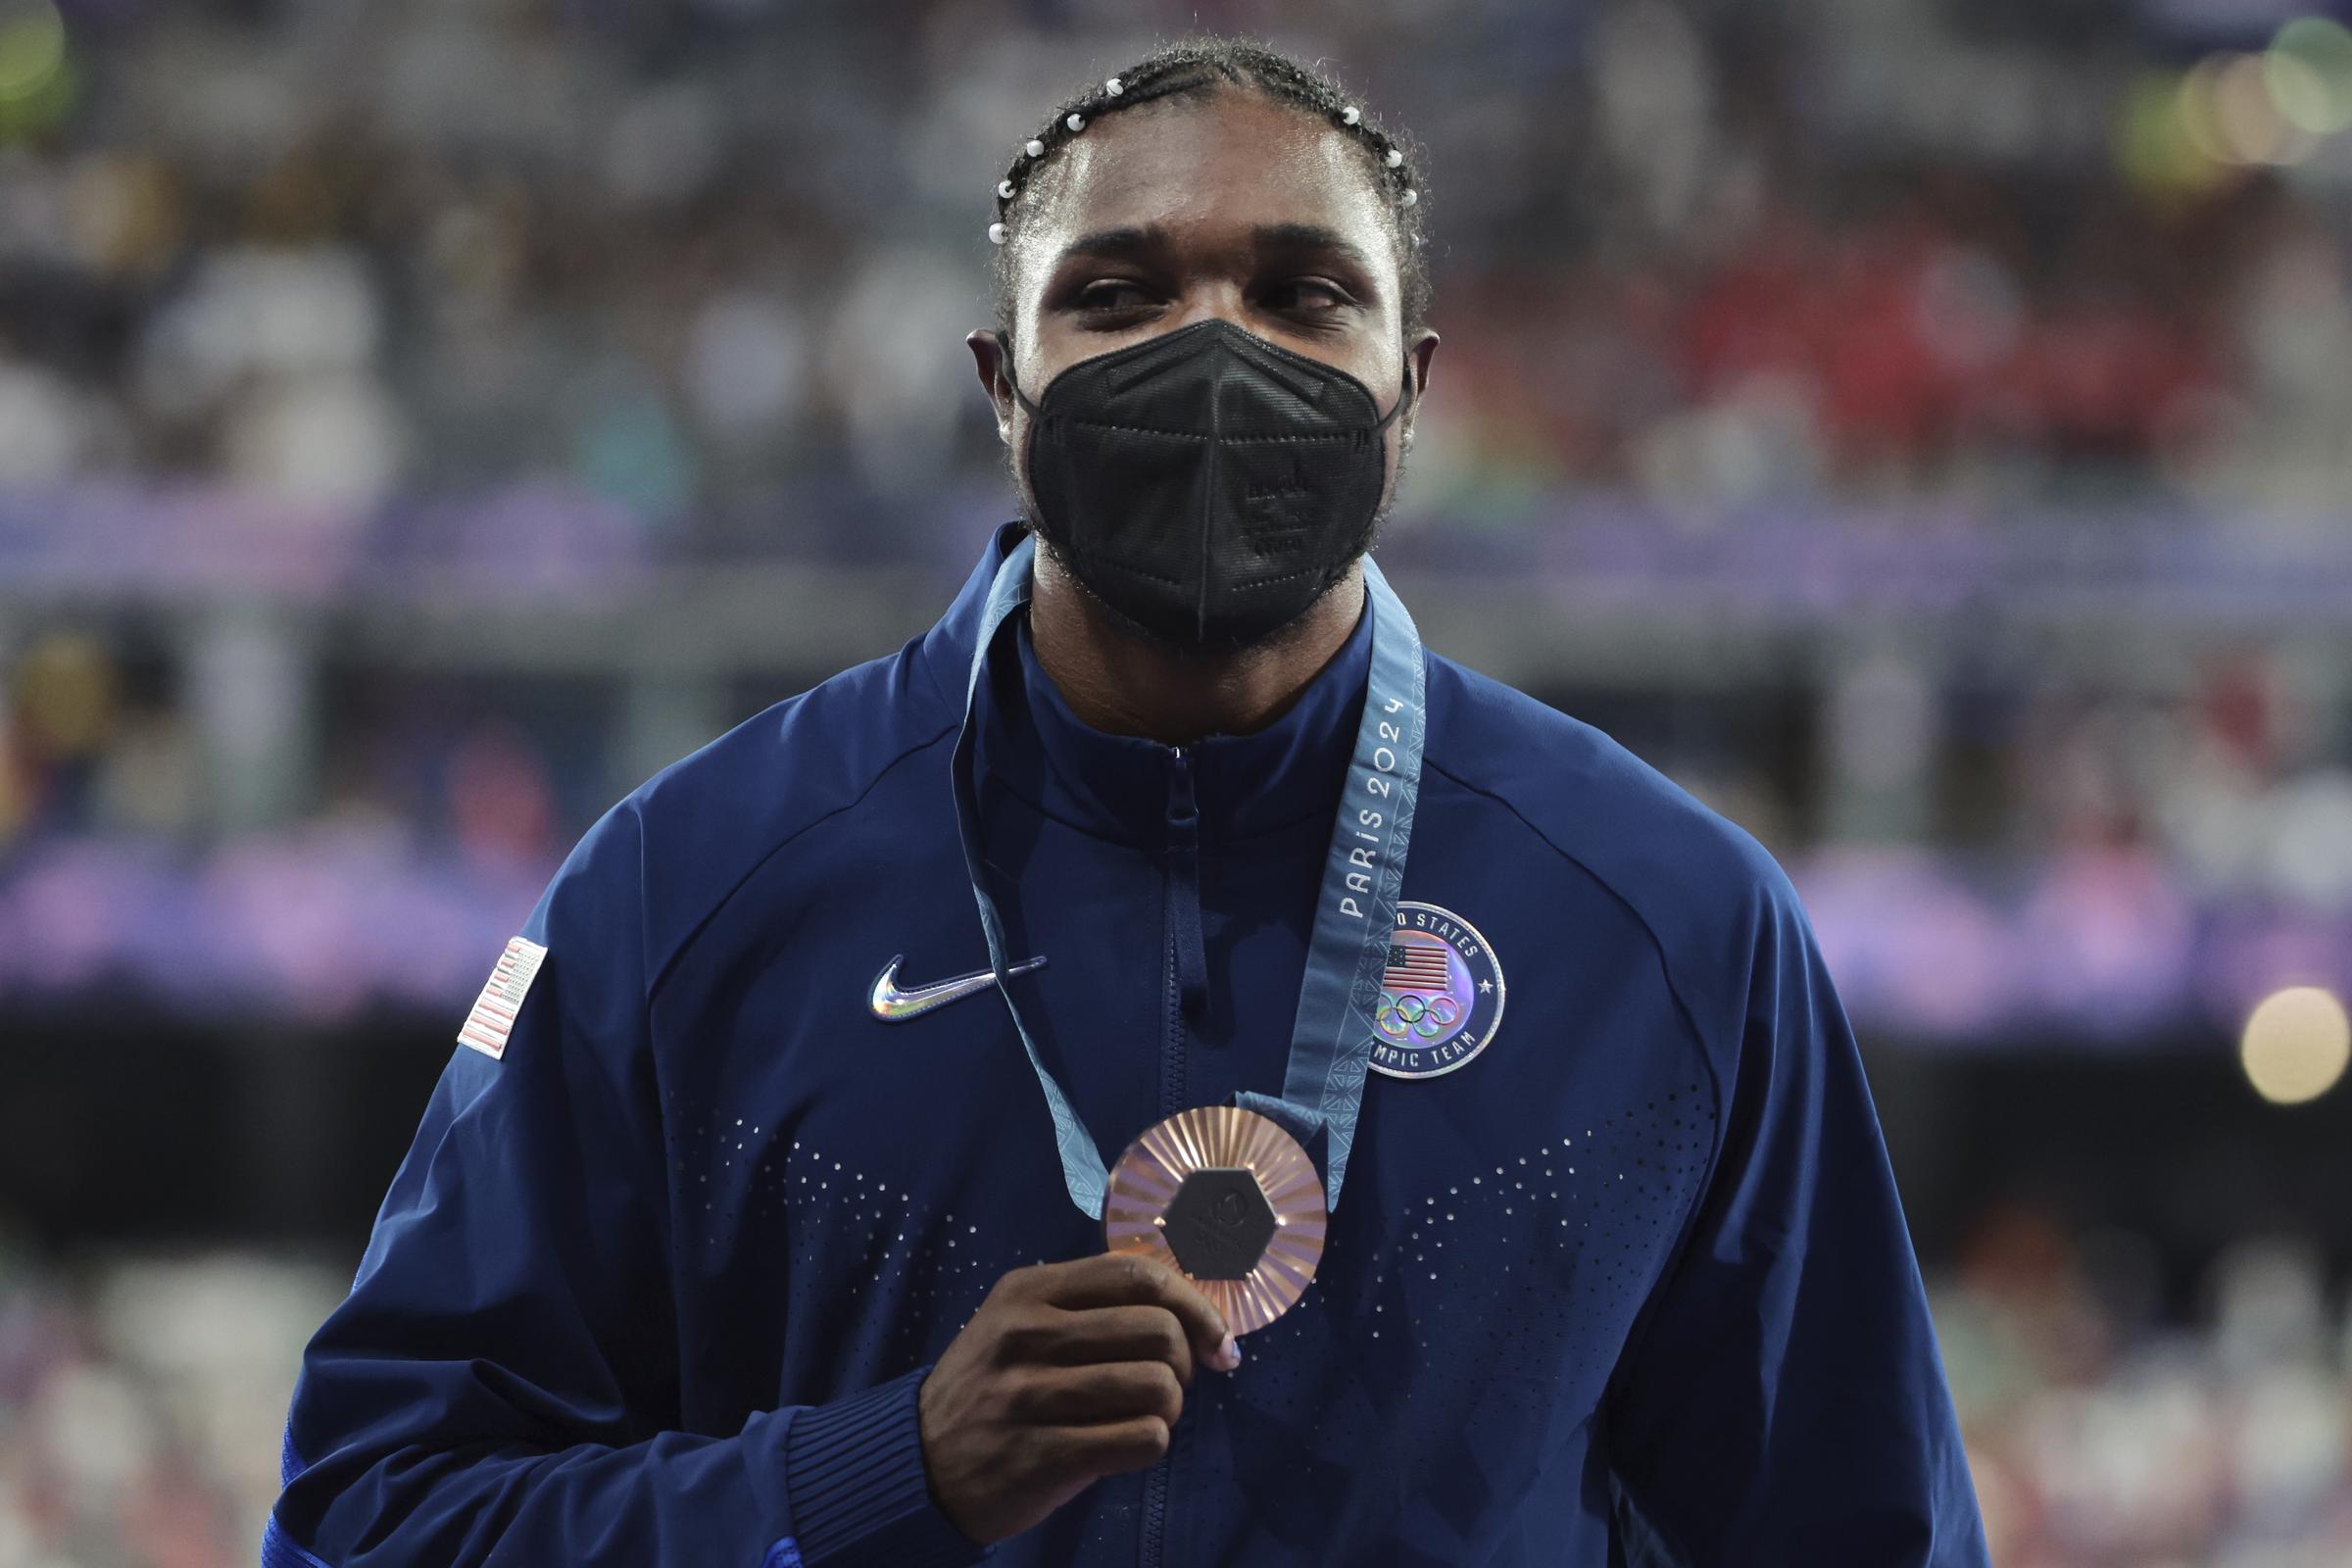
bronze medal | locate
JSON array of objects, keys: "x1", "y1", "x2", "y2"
[{"x1": 1102, "y1": 1104, "x2": 1327, "y2": 1335}]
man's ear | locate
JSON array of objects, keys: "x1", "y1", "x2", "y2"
[
  {"x1": 1407, "y1": 329, "x2": 1439, "y2": 401},
  {"x1": 1401, "y1": 328, "x2": 1440, "y2": 443},
  {"x1": 967, "y1": 329, "x2": 1015, "y2": 444}
]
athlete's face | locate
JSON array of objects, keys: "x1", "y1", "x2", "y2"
[{"x1": 968, "y1": 89, "x2": 1439, "y2": 514}]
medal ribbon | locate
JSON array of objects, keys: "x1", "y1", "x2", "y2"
[{"x1": 951, "y1": 533, "x2": 1426, "y2": 1219}]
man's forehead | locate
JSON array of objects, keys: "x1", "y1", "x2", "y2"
[{"x1": 1027, "y1": 94, "x2": 1389, "y2": 261}]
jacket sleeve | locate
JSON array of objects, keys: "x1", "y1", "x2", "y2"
[
  {"x1": 262, "y1": 803, "x2": 988, "y2": 1568},
  {"x1": 1601, "y1": 862, "x2": 1989, "y2": 1568}
]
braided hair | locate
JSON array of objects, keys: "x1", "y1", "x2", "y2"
[{"x1": 988, "y1": 38, "x2": 1431, "y2": 340}]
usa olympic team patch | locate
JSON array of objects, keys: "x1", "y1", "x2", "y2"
[
  {"x1": 1369, "y1": 902, "x2": 1504, "y2": 1080},
  {"x1": 458, "y1": 936, "x2": 547, "y2": 1060}
]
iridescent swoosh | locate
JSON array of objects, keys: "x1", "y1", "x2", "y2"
[{"x1": 868, "y1": 954, "x2": 1048, "y2": 1022}]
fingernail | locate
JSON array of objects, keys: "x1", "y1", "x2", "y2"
[{"x1": 1213, "y1": 1333, "x2": 1242, "y2": 1371}]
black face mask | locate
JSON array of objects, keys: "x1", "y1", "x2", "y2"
[{"x1": 1005, "y1": 318, "x2": 1411, "y2": 650}]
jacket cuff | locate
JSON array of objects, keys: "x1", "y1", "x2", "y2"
[{"x1": 780, "y1": 1365, "x2": 990, "y2": 1568}]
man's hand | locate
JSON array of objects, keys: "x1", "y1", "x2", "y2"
[{"x1": 917, "y1": 1251, "x2": 1242, "y2": 1544}]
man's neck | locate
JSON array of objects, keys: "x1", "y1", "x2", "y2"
[{"x1": 1027, "y1": 548, "x2": 1367, "y2": 746}]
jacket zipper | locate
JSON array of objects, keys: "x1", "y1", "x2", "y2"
[{"x1": 1141, "y1": 744, "x2": 1194, "y2": 1568}]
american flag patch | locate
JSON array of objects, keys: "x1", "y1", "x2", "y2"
[
  {"x1": 1383, "y1": 941, "x2": 1452, "y2": 994},
  {"x1": 458, "y1": 936, "x2": 548, "y2": 1060}
]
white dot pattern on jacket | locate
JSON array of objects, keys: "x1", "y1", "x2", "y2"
[{"x1": 662, "y1": 1081, "x2": 1717, "y2": 1561}]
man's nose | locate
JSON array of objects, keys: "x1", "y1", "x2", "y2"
[{"x1": 1165, "y1": 287, "x2": 1251, "y2": 335}]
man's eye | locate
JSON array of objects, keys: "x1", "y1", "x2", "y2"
[
  {"x1": 1269, "y1": 279, "x2": 1352, "y2": 314},
  {"x1": 1076, "y1": 281, "x2": 1154, "y2": 311}
]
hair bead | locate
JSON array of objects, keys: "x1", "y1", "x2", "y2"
[
  {"x1": 988, "y1": 222, "x2": 1007, "y2": 245},
  {"x1": 1341, "y1": 105, "x2": 1360, "y2": 125},
  {"x1": 1104, "y1": 76, "x2": 1124, "y2": 95},
  {"x1": 997, "y1": 179, "x2": 1016, "y2": 200},
  {"x1": 1024, "y1": 138, "x2": 1045, "y2": 158},
  {"x1": 1384, "y1": 147, "x2": 1403, "y2": 169},
  {"x1": 1065, "y1": 112, "x2": 1085, "y2": 131},
  {"x1": 1400, "y1": 188, "x2": 1418, "y2": 207}
]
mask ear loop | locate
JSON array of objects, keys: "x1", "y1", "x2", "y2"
[
  {"x1": 1384, "y1": 368, "x2": 1412, "y2": 428},
  {"x1": 1366, "y1": 355, "x2": 1415, "y2": 449}
]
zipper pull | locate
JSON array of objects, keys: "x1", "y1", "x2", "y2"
[
  {"x1": 1164, "y1": 745, "x2": 1207, "y2": 1021},
  {"x1": 1167, "y1": 745, "x2": 1197, "y2": 820}
]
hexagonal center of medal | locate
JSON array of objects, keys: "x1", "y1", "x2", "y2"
[{"x1": 1158, "y1": 1166, "x2": 1278, "y2": 1280}]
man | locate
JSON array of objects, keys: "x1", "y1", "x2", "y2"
[{"x1": 266, "y1": 38, "x2": 1987, "y2": 1568}]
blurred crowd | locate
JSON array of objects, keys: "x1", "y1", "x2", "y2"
[
  {"x1": 1943, "y1": 1218, "x2": 2352, "y2": 1566},
  {"x1": 1, "y1": 0, "x2": 2351, "y2": 979},
  {"x1": 0, "y1": 0, "x2": 2349, "y2": 536},
  {"x1": 0, "y1": 1242, "x2": 339, "y2": 1568},
  {"x1": 2, "y1": 1232, "x2": 2350, "y2": 1568},
  {"x1": 12, "y1": 607, "x2": 2352, "y2": 1038}
]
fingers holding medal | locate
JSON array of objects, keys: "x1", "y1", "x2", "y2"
[{"x1": 918, "y1": 1250, "x2": 1241, "y2": 1544}]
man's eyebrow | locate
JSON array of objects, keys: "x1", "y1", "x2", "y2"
[
  {"x1": 1250, "y1": 222, "x2": 1376, "y2": 271},
  {"x1": 1057, "y1": 225, "x2": 1167, "y2": 264},
  {"x1": 1054, "y1": 222, "x2": 1378, "y2": 271}
]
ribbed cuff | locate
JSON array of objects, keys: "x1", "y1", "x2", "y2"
[{"x1": 781, "y1": 1365, "x2": 990, "y2": 1568}]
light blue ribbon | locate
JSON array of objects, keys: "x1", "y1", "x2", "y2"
[{"x1": 951, "y1": 534, "x2": 1426, "y2": 1218}]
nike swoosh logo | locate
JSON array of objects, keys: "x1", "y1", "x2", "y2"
[{"x1": 869, "y1": 954, "x2": 1047, "y2": 1022}]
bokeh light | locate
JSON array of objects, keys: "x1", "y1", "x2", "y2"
[
  {"x1": 14, "y1": 631, "x2": 117, "y2": 759},
  {"x1": 2267, "y1": 17, "x2": 2352, "y2": 135},
  {"x1": 2179, "y1": 52, "x2": 2319, "y2": 170},
  {"x1": 2116, "y1": 71, "x2": 2229, "y2": 194},
  {"x1": 0, "y1": 0, "x2": 63, "y2": 103},
  {"x1": 2240, "y1": 987, "x2": 2352, "y2": 1104},
  {"x1": 2223, "y1": 51, "x2": 2317, "y2": 164},
  {"x1": 2176, "y1": 55, "x2": 2235, "y2": 169}
]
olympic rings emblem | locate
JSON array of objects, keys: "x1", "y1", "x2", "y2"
[{"x1": 1376, "y1": 990, "x2": 1463, "y2": 1042}]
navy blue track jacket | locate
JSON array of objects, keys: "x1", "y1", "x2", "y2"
[{"x1": 266, "y1": 524, "x2": 1988, "y2": 1567}]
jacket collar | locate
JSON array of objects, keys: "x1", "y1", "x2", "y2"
[{"x1": 928, "y1": 524, "x2": 1373, "y2": 847}]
